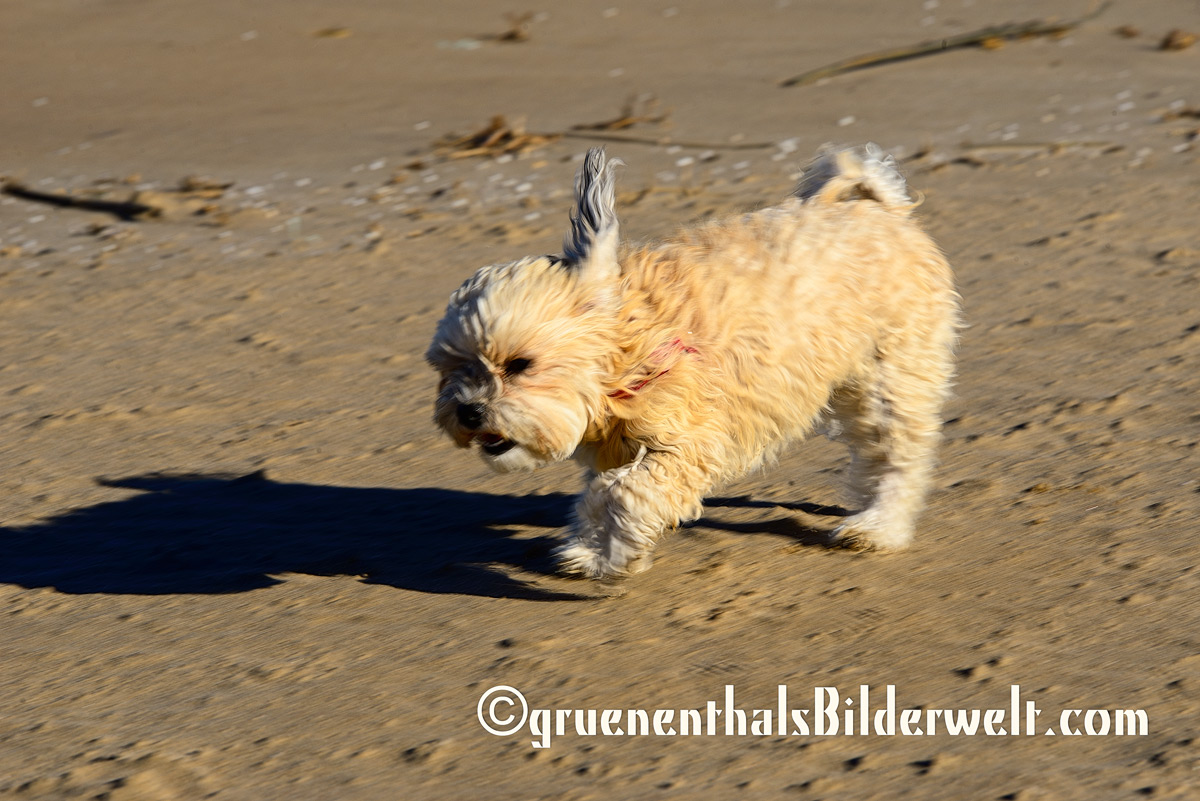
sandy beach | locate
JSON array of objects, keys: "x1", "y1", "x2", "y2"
[{"x1": 3, "y1": 1, "x2": 1199, "y2": 798}]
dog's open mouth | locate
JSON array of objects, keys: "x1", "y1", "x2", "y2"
[{"x1": 475, "y1": 432, "x2": 516, "y2": 456}]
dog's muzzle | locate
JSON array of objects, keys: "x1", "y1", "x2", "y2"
[
  {"x1": 476, "y1": 433, "x2": 516, "y2": 456},
  {"x1": 455, "y1": 402, "x2": 517, "y2": 456},
  {"x1": 456, "y1": 402, "x2": 484, "y2": 430}
]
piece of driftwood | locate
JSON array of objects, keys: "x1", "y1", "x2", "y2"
[
  {"x1": 563, "y1": 96, "x2": 772, "y2": 149},
  {"x1": 434, "y1": 115, "x2": 560, "y2": 159},
  {"x1": 571, "y1": 95, "x2": 670, "y2": 132},
  {"x1": 780, "y1": 1, "x2": 1112, "y2": 88},
  {"x1": 959, "y1": 140, "x2": 1116, "y2": 152},
  {"x1": 561, "y1": 130, "x2": 774, "y2": 150},
  {"x1": 433, "y1": 111, "x2": 775, "y2": 161},
  {"x1": 1, "y1": 181, "x2": 157, "y2": 221}
]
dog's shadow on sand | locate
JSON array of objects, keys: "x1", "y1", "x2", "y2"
[
  {"x1": 697, "y1": 495, "x2": 851, "y2": 548},
  {"x1": 0, "y1": 474, "x2": 849, "y2": 600},
  {"x1": 0, "y1": 472, "x2": 586, "y2": 600}
]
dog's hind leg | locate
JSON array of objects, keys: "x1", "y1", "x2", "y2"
[{"x1": 832, "y1": 325, "x2": 955, "y2": 550}]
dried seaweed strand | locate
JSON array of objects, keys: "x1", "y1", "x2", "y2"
[
  {"x1": 560, "y1": 130, "x2": 774, "y2": 150},
  {"x1": 780, "y1": 0, "x2": 1112, "y2": 88},
  {"x1": 1, "y1": 181, "x2": 156, "y2": 221}
]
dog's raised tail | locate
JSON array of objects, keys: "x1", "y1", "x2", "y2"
[{"x1": 793, "y1": 144, "x2": 913, "y2": 211}]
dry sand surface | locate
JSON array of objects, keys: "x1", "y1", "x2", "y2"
[{"x1": 3, "y1": 1, "x2": 1200, "y2": 799}]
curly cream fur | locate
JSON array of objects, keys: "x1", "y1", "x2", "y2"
[{"x1": 427, "y1": 145, "x2": 959, "y2": 578}]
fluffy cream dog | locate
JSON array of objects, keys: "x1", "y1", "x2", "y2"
[{"x1": 426, "y1": 145, "x2": 958, "y2": 578}]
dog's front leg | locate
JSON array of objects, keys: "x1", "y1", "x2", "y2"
[{"x1": 555, "y1": 447, "x2": 712, "y2": 578}]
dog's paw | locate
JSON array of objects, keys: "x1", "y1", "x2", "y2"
[
  {"x1": 623, "y1": 551, "x2": 653, "y2": 575},
  {"x1": 832, "y1": 514, "x2": 913, "y2": 552},
  {"x1": 553, "y1": 540, "x2": 650, "y2": 579},
  {"x1": 553, "y1": 541, "x2": 616, "y2": 579}
]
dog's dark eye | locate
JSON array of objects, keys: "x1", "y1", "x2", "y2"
[{"x1": 504, "y1": 357, "x2": 533, "y2": 376}]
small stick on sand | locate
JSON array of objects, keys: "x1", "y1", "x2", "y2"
[
  {"x1": 560, "y1": 130, "x2": 774, "y2": 150},
  {"x1": 780, "y1": 0, "x2": 1112, "y2": 88},
  {"x1": 960, "y1": 140, "x2": 1116, "y2": 153},
  {"x1": 1, "y1": 180, "x2": 157, "y2": 221}
]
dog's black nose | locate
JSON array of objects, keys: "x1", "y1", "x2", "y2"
[{"x1": 457, "y1": 403, "x2": 484, "y2": 430}]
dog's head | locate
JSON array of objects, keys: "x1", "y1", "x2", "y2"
[{"x1": 426, "y1": 148, "x2": 623, "y2": 471}]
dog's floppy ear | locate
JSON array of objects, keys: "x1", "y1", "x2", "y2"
[{"x1": 563, "y1": 147, "x2": 622, "y2": 280}]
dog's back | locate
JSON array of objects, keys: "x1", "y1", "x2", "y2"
[{"x1": 621, "y1": 145, "x2": 948, "y2": 350}]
